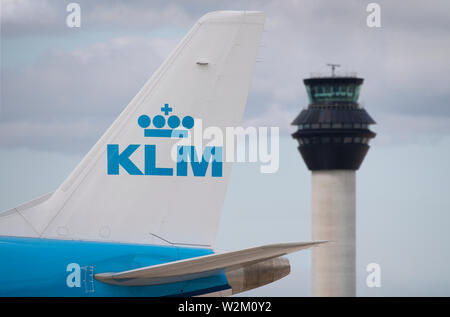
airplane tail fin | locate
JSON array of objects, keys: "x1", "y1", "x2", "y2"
[{"x1": 0, "y1": 11, "x2": 265, "y2": 247}]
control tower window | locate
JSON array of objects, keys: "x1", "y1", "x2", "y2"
[
  {"x1": 306, "y1": 83, "x2": 362, "y2": 103},
  {"x1": 305, "y1": 86, "x2": 313, "y2": 103},
  {"x1": 343, "y1": 137, "x2": 352, "y2": 144}
]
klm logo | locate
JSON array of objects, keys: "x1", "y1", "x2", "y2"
[{"x1": 107, "y1": 104, "x2": 223, "y2": 177}]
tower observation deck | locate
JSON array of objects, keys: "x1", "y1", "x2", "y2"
[
  {"x1": 291, "y1": 69, "x2": 376, "y2": 296},
  {"x1": 292, "y1": 75, "x2": 376, "y2": 170}
]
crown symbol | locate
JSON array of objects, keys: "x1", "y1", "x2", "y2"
[{"x1": 137, "y1": 104, "x2": 194, "y2": 138}]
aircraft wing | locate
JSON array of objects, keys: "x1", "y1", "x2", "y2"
[{"x1": 95, "y1": 241, "x2": 325, "y2": 286}]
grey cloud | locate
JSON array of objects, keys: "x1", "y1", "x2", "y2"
[
  {"x1": 1, "y1": 0, "x2": 66, "y2": 37},
  {"x1": 87, "y1": 2, "x2": 193, "y2": 28},
  {"x1": 240, "y1": 0, "x2": 450, "y2": 146},
  {"x1": 1, "y1": 0, "x2": 450, "y2": 152},
  {"x1": 0, "y1": 118, "x2": 107, "y2": 153},
  {"x1": 1, "y1": 34, "x2": 180, "y2": 151},
  {"x1": 1, "y1": 0, "x2": 197, "y2": 37},
  {"x1": 1, "y1": 36, "x2": 179, "y2": 120},
  {"x1": 372, "y1": 113, "x2": 450, "y2": 146}
]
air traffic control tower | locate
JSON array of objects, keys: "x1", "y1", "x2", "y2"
[{"x1": 291, "y1": 65, "x2": 376, "y2": 296}]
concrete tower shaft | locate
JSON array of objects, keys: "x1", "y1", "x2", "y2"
[
  {"x1": 292, "y1": 74, "x2": 375, "y2": 297},
  {"x1": 311, "y1": 170, "x2": 355, "y2": 296}
]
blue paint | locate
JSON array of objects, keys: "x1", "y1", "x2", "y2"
[
  {"x1": 0, "y1": 236, "x2": 229, "y2": 297},
  {"x1": 177, "y1": 146, "x2": 223, "y2": 177},
  {"x1": 138, "y1": 104, "x2": 189, "y2": 136},
  {"x1": 144, "y1": 129, "x2": 187, "y2": 138},
  {"x1": 107, "y1": 107, "x2": 222, "y2": 177},
  {"x1": 153, "y1": 115, "x2": 166, "y2": 128},
  {"x1": 107, "y1": 144, "x2": 143, "y2": 175},
  {"x1": 160, "y1": 104, "x2": 173, "y2": 116},
  {"x1": 144, "y1": 145, "x2": 173, "y2": 176},
  {"x1": 182, "y1": 116, "x2": 194, "y2": 129},
  {"x1": 167, "y1": 116, "x2": 180, "y2": 129},
  {"x1": 137, "y1": 115, "x2": 151, "y2": 128},
  {"x1": 107, "y1": 144, "x2": 223, "y2": 177}
]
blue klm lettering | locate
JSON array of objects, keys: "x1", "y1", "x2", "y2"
[{"x1": 107, "y1": 144, "x2": 222, "y2": 177}]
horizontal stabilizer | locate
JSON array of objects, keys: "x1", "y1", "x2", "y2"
[{"x1": 95, "y1": 241, "x2": 326, "y2": 286}]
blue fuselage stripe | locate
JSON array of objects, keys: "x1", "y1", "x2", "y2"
[{"x1": 0, "y1": 236, "x2": 229, "y2": 297}]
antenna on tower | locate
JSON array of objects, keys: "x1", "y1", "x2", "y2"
[{"x1": 326, "y1": 63, "x2": 341, "y2": 77}]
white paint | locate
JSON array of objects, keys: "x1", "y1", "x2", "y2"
[
  {"x1": 66, "y1": 263, "x2": 81, "y2": 288},
  {"x1": 311, "y1": 170, "x2": 356, "y2": 296},
  {"x1": 57, "y1": 226, "x2": 68, "y2": 236},
  {"x1": 366, "y1": 262, "x2": 381, "y2": 288}
]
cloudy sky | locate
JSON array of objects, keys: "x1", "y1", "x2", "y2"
[{"x1": 1, "y1": 0, "x2": 450, "y2": 296}]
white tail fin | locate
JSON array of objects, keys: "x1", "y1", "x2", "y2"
[{"x1": 0, "y1": 11, "x2": 265, "y2": 247}]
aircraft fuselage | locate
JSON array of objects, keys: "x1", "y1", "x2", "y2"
[{"x1": 0, "y1": 236, "x2": 229, "y2": 297}]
